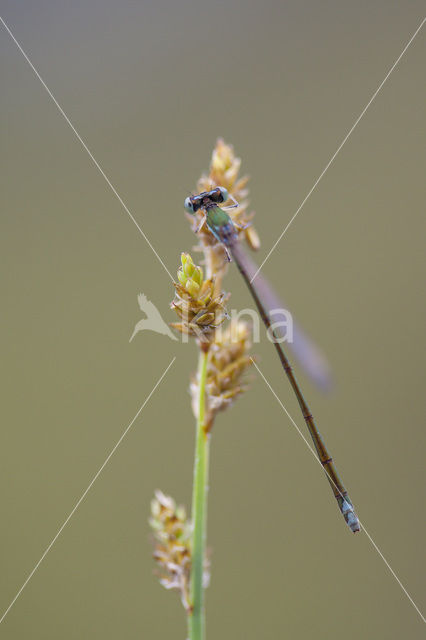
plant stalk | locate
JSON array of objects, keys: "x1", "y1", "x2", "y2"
[{"x1": 188, "y1": 347, "x2": 210, "y2": 640}]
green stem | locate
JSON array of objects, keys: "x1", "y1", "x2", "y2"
[{"x1": 188, "y1": 347, "x2": 210, "y2": 640}]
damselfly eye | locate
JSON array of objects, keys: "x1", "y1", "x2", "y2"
[
  {"x1": 218, "y1": 186, "x2": 229, "y2": 203},
  {"x1": 184, "y1": 197, "x2": 195, "y2": 213}
]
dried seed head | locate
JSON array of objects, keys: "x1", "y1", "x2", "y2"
[
  {"x1": 191, "y1": 321, "x2": 254, "y2": 428},
  {"x1": 150, "y1": 490, "x2": 210, "y2": 611},
  {"x1": 188, "y1": 139, "x2": 260, "y2": 294},
  {"x1": 149, "y1": 490, "x2": 192, "y2": 611},
  {"x1": 170, "y1": 253, "x2": 229, "y2": 345},
  {"x1": 198, "y1": 139, "x2": 257, "y2": 243}
]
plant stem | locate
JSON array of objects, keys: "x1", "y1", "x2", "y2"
[{"x1": 188, "y1": 347, "x2": 210, "y2": 640}]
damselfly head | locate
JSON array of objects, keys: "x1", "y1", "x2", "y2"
[{"x1": 184, "y1": 187, "x2": 229, "y2": 215}]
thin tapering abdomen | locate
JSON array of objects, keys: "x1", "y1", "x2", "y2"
[{"x1": 230, "y1": 242, "x2": 360, "y2": 533}]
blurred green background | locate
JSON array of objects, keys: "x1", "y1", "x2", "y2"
[{"x1": 1, "y1": 1, "x2": 425, "y2": 638}]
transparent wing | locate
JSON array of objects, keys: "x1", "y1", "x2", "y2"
[{"x1": 232, "y1": 243, "x2": 332, "y2": 391}]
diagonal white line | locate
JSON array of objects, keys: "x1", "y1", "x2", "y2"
[
  {"x1": 0, "y1": 357, "x2": 176, "y2": 625},
  {"x1": 251, "y1": 17, "x2": 426, "y2": 283},
  {"x1": 0, "y1": 15, "x2": 174, "y2": 282},
  {"x1": 359, "y1": 522, "x2": 426, "y2": 624},
  {"x1": 251, "y1": 357, "x2": 426, "y2": 624}
]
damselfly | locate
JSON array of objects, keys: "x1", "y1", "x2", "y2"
[{"x1": 184, "y1": 187, "x2": 360, "y2": 533}]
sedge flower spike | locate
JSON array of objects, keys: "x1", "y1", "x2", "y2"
[
  {"x1": 170, "y1": 252, "x2": 228, "y2": 344},
  {"x1": 190, "y1": 321, "x2": 254, "y2": 430},
  {"x1": 150, "y1": 490, "x2": 210, "y2": 612},
  {"x1": 188, "y1": 138, "x2": 260, "y2": 295}
]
